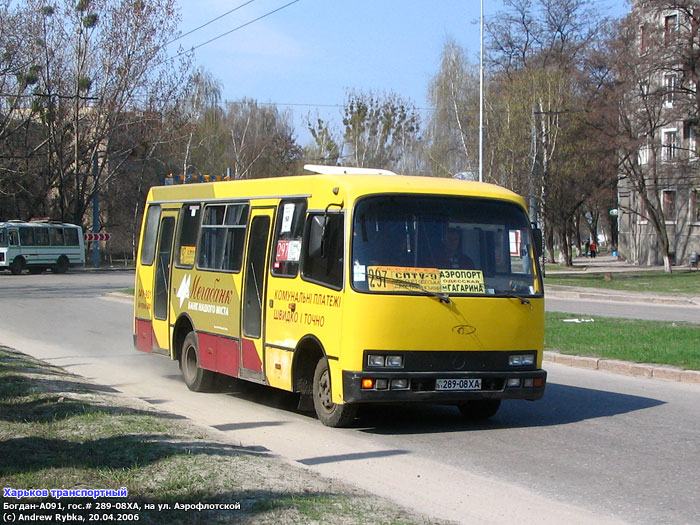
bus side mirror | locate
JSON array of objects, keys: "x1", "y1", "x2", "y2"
[
  {"x1": 309, "y1": 216, "x2": 327, "y2": 258},
  {"x1": 532, "y1": 227, "x2": 543, "y2": 258}
]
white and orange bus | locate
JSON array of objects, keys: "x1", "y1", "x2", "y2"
[{"x1": 133, "y1": 166, "x2": 546, "y2": 427}]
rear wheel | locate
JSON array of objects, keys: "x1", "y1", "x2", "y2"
[
  {"x1": 312, "y1": 358, "x2": 357, "y2": 427},
  {"x1": 10, "y1": 257, "x2": 25, "y2": 275},
  {"x1": 54, "y1": 255, "x2": 69, "y2": 274},
  {"x1": 179, "y1": 332, "x2": 215, "y2": 392},
  {"x1": 457, "y1": 399, "x2": 501, "y2": 420}
]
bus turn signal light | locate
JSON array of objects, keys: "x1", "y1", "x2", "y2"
[{"x1": 361, "y1": 379, "x2": 374, "y2": 389}]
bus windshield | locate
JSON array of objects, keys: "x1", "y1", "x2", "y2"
[{"x1": 351, "y1": 195, "x2": 540, "y2": 297}]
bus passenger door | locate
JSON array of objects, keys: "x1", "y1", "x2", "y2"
[
  {"x1": 240, "y1": 208, "x2": 274, "y2": 382},
  {"x1": 151, "y1": 210, "x2": 177, "y2": 354}
]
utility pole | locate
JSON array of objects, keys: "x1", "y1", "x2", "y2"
[{"x1": 92, "y1": 151, "x2": 100, "y2": 268}]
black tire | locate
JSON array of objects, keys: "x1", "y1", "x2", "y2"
[
  {"x1": 54, "y1": 255, "x2": 69, "y2": 274},
  {"x1": 179, "y1": 332, "x2": 215, "y2": 392},
  {"x1": 312, "y1": 358, "x2": 357, "y2": 427},
  {"x1": 457, "y1": 399, "x2": 501, "y2": 420},
  {"x1": 10, "y1": 257, "x2": 25, "y2": 275}
]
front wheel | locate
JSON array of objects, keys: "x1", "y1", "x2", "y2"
[
  {"x1": 457, "y1": 399, "x2": 501, "y2": 420},
  {"x1": 312, "y1": 358, "x2": 357, "y2": 427},
  {"x1": 179, "y1": 332, "x2": 214, "y2": 392},
  {"x1": 10, "y1": 257, "x2": 25, "y2": 275}
]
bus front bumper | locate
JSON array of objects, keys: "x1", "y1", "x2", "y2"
[{"x1": 342, "y1": 369, "x2": 546, "y2": 404}]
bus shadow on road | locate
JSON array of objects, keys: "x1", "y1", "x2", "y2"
[{"x1": 357, "y1": 382, "x2": 665, "y2": 434}]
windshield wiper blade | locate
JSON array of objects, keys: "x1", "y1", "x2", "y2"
[
  {"x1": 382, "y1": 276, "x2": 451, "y2": 304},
  {"x1": 494, "y1": 290, "x2": 531, "y2": 306}
]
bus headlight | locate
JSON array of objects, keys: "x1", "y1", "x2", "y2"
[
  {"x1": 367, "y1": 354, "x2": 403, "y2": 368},
  {"x1": 509, "y1": 354, "x2": 535, "y2": 366},
  {"x1": 385, "y1": 355, "x2": 403, "y2": 367},
  {"x1": 367, "y1": 355, "x2": 385, "y2": 367}
]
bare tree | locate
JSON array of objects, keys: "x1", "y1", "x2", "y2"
[
  {"x1": 486, "y1": 0, "x2": 608, "y2": 265},
  {"x1": 0, "y1": 0, "x2": 189, "y2": 229},
  {"x1": 222, "y1": 99, "x2": 302, "y2": 179},
  {"x1": 304, "y1": 113, "x2": 341, "y2": 167},
  {"x1": 426, "y1": 38, "x2": 479, "y2": 178},
  {"x1": 342, "y1": 89, "x2": 421, "y2": 171}
]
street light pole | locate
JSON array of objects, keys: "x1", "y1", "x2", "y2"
[{"x1": 479, "y1": 0, "x2": 484, "y2": 183}]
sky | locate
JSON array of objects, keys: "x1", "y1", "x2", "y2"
[{"x1": 173, "y1": 0, "x2": 631, "y2": 146}]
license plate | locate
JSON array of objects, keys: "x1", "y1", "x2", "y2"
[{"x1": 435, "y1": 378, "x2": 482, "y2": 391}]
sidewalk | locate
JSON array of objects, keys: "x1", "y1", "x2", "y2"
[
  {"x1": 545, "y1": 254, "x2": 700, "y2": 307},
  {"x1": 546, "y1": 253, "x2": 665, "y2": 275}
]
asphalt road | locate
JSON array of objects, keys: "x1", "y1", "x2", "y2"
[
  {"x1": 1, "y1": 271, "x2": 699, "y2": 524},
  {"x1": 545, "y1": 296, "x2": 700, "y2": 323}
]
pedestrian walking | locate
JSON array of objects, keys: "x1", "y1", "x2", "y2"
[
  {"x1": 584, "y1": 240, "x2": 590, "y2": 257},
  {"x1": 589, "y1": 239, "x2": 597, "y2": 258}
]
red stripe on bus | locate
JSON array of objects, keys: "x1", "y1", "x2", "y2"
[
  {"x1": 135, "y1": 319, "x2": 153, "y2": 353},
  {"x1": 241, "y1": 338, "x2": 263, "y2": 372},
  {"x1": 196, "y1": 332, "x2": 241, "y2": 377},
  {"x1": 217, "y1": 337, "x2": 240, "y2": 377}
]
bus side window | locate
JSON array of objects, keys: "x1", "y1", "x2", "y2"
[
  {"x1": 175, "y1": 204, "x2": 201, "y2": 268},
  {"x1": 50, "y1": 227, "x2": 64, "y2": 246},
  {"x1": 9, "y1": 230, "x2": 19, "y2": 246},
  {"x1": 140, "y1": 205, "x2": 162, "y2": 266},
  {"x1": 272, "y1": 198, "x2": 307, "y2": 277},
  {"x1": 64, "y1": 228, "x2": 79, "y2": 246},
  {"x1": 197, "y1": 203, "x2": 248, "y2": 272},
  {"x1": 35, "y1": 228, "x2": 50, "y2": 246},
  {"x1": 19, "y1": 227, "x2": 35, "y2": 246},
  {"x1": 302, "y1": 213, "x2": 344, "y2": 290},
  {"x1": 221, "y1": 204, "x2": 248, "y2": 272}
]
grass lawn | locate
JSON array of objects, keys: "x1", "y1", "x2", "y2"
[
  {"x1": 544, "y1": 270, "x2": 700, "y2": 295},
  {"x1": 0, "y1": 347, "x2": 438, "y2": 525},
  {"x1": 546, "y1": 312, "x2": 700, "y2": 370}
]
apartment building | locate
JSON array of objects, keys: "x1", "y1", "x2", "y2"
[{"x1": 617, "y1": 0, "x2": 700, "y2": 265}]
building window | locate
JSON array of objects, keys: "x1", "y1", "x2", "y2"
[
  {"x1": 665, "y1": 14, "x2": 679, "y2": 44},
  {"x1": 640, "y1": 78, "x2": 650, "y2": 96},
  {"x1": 640, "y1": 24, "x2": 647, "y2": 53},
  {"x1": 662, "y1": 189, "x2": 676, "y2": 221},
  {"x1": 664, "y1": 73, "x2": 678, "y2": 107},
  {"x1": 663, "y1": 129, "x2": 679, "y2": 160},
  {"x1": 638, "y1": 143, "x2": 650, "y2": 165},
  {"x1": 684, "y1": 120, "x2": 698, "y2": 160},
  {"x1": 692, "y1": 189, "x2": 700, "y2": 222}
]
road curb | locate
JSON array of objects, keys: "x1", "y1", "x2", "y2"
[{"x1": 543, "y1": 351, "x2": 700, "y2": 385}]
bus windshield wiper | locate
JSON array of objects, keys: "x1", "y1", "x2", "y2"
[
  {"x1": 381, "y1": 276, "x2": 451, "y2": 304},
  {"x1": 494, "y1": 290, "x2": 531, "y2": 306}
]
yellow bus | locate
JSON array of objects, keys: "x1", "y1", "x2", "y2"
[{"x1": 133, "y1": 167, "x2": 546, "y2": 427}]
